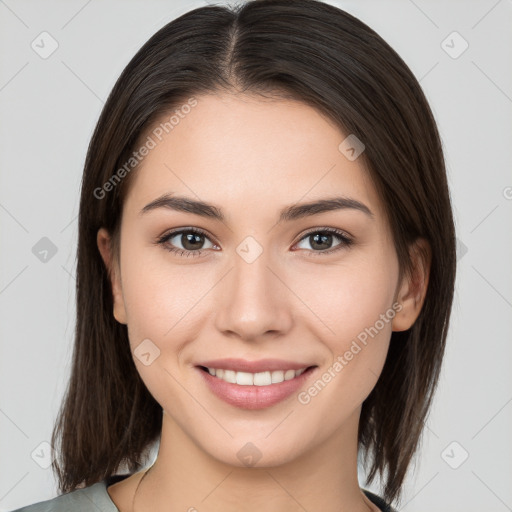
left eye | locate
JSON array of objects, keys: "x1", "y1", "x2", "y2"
[{"x1": 294, "y1": 228, "x2": 353, "y2": 254}]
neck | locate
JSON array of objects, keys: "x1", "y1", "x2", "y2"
[{"x1": 132, "y1": 408, "x2": 378, "y2": 512}]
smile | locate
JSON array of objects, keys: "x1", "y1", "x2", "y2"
[{"x1": 196, "y1": 364, "x2": 318, "y2": 410}]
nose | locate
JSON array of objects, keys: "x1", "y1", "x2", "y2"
[{"x1": 214, "y1": 247, "x2": 293, "y2": 342}]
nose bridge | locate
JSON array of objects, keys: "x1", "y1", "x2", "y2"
[{"x1": 214, "y1": 239, "x2": 292, "y2": 340}]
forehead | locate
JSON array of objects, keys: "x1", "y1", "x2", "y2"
[{"x1": 124, "y1": 93, "x2": 384, "y2": 222}]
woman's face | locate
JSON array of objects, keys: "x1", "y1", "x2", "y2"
[{"x1": 99, "y1": 92, "x2": 411, "y2": 468}]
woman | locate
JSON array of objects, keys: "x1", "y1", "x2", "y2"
[{"x1": 11, "y1": 0, "x2": 456, "y2": 510}]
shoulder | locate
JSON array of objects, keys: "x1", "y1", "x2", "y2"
[
  {"x1": 8, "y1": 481, "x2": 119, "y2": 512},
  {"x1": 362, "y1": 489, "x2": 397, "y2": 512}
]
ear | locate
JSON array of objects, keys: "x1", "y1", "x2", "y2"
[
  {"x1": 97, "y1": 228, "x2": 127, "y2": 325},
  {"x1": 392, "y1": 237, "x2": 431, "y2": 332}
]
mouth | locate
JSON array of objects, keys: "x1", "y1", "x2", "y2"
[{"x1": 195, "y1": 361, "x2": 318, "y2": 410}]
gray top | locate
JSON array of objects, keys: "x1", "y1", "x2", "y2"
[
  {"x1": 9, "y1": 480, "x2": 118, "y2": 512},
  {"x1": 9, "y1": 475, "x2": 396, "y2": 512}
]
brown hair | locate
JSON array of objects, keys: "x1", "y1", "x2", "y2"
[{"x1": 51, "y1": 0, "x2": 456, "y2": 505}]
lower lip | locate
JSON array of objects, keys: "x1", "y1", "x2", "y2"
[{"x1": 196, "y1": 366, "x2": 317, "y2": 410}]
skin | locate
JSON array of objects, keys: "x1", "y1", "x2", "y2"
[{"x1": 97, "y1": 92, "x2": 430, "y2": 512}]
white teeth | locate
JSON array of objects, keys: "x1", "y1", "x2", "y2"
[
  {"x1": 271, "y1": 370, "x2": 284, "y2": 383},
  {"x1": 284, "y1": 369, "x2": 296, "y2": 380},
  {"x1": 253, "y1": 371, "x2": 271, "y2": 386},
  {"x1": 236, "y1": 371, "x2": 254, "y2": 385},
  {"x1": 223, "y1": 369, "x2": 237, "y2": 384},
  {"x1": 205, "y1": 367, "x2": 309, "y2": 386}
]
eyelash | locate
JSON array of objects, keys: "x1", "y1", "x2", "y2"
[{"x1": 155, "y1": 227, "x2": 354, "y2": 258}]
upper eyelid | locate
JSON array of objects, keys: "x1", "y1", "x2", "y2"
[{"x1": 299, "y1": 226, "x2": 352, "y2": 240}]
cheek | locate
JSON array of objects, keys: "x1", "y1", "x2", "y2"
[
  {"x1": 291, "y1": 246, "x2": 399, "y2": 342},
  {"x1": 282, "y1": 256, "x2": 400, "y2": 450},
  {"x1": 119, "y1": 245, "x2": 209, "y2": 412},
  {"x1": 289, "y1": 247, "x2": 399, "y2": 400},
  {"x1": 119, "y1": 237, "x2": 210, "y2": 339}
]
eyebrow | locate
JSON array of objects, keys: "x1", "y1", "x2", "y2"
[{"x1": 140, "y1": 193, "x2": 374, "y2": 222}]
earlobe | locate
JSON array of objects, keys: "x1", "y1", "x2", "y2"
[
  {"x1": 391, "y1": 238, "x2": 431, "y2": 332},
  {"x1": 97, "y1": 228, "x2": 127, "y2": 325}
]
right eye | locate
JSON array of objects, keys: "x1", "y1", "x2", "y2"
[{"x1": 156, "y1": 228, "x2": 219, "y2": 258}]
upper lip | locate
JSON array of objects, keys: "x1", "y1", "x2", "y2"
[{"x1": 197, "y1": 358, "x2": 316, "y2": 373}]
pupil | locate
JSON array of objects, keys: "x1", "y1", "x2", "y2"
[
  {"x1": 183, "y1": 233, "x2": 203, "y2": 250},
  {"x1": 311, "y1": 233, "x2": 331, "y2": 250}
]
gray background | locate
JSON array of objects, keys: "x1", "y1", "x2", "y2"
[{"x1": 1, "y1": 0, "x2": 511, "y2": 511}]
